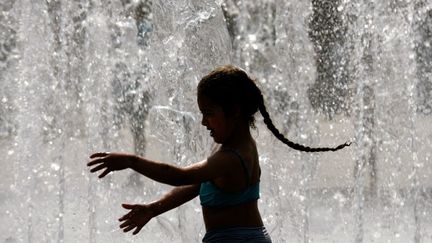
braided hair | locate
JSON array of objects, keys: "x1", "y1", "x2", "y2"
[{"x1": 197, "y1": 65, "x2": 351, "y2": 152}]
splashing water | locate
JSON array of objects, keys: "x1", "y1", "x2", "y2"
[{"x1": 1, "y1": 0, "x2": 432, "y2": 242}]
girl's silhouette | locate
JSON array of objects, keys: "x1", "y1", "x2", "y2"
[{"x1": 87, "y1": 65, "x2": 350, "y2": 242}]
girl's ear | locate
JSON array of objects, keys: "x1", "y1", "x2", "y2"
[{"x1": 232, "y1": 104, "x2": 242, "y2": 118}]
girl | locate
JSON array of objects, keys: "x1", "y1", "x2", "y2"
[{"x1": 87, "y1": 65, "x2": 350, "y2": 242}]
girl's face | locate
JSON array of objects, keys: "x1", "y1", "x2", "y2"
[{"x1": 197, "y1": 95, "x2": 236, "y2": 144}]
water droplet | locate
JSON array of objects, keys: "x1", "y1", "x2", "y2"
[
  {"x1": 51, "y1": 163, "x2": 60, "y2": 171},
  {"x1": 373, "y1": 231, "x2": 381, "y2": 238},
  {"x1": 248, "y1": 34, "x2": 257, "y2": 42}
]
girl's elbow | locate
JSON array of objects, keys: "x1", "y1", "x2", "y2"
[
  {"x1": 169, "y1": 176, "x2": 196, "y2": 186},
  {"x1": 169, "y1": 180, "x2": 186, "y2": 186},
  {"x1": 161, "y1": 166, "x2": 185, "y2": 186}
]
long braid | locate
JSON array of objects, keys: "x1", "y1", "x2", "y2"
[
  {"x1": 198, "y1": 65, "x2": 351, "y2": 152},
  {"x1": 256, "y1": 91, "x2": 351, "y2": 152}
]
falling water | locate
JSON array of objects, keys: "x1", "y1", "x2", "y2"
[{"x1": 1, "y1": 0, "x2": 432, "y2": 242}]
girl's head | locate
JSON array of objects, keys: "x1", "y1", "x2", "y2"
[
  {"x1": 198, "y1": 65, "x2": 351, "y2": 152},
  {"x1": 198, "y1": 65, "x2": 260, "y2": 128}
]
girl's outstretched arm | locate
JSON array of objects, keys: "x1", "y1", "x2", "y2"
[
  {"x1": 87, "y1": 150, "x2": 237, "y2": 186},
  {"x1": 119, "y1": 184, "x2": 200, "y2": 235}
]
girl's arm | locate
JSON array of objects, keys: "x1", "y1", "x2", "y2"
[
  {"x1": 87, "y1": 151, "x2": 238, "y2": 186},
  {"x1": 119, "y1": 184, "x2": 200, "y2": 235},
  {"x1": 149, "y1": 184, "x2": 200, "y2": 216}
]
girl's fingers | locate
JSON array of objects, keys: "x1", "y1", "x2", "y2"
[
  {"x1": 122, "y1": 204, "x2": 135, "y2": 209},
  {"x1": 87, "y1": 158, "x2": 105, "y2": 166},
  {"x1": 119, "y1": 214, "x2": 128, "y2": 222},
  {"x1": 120, "y1": 220, "x2": 131, "y2": 228},
  {"x1": 98, "y1": 168, "x2": 111, "y2": 178},
  {"x1": 119, "y1": 204, "x2": 136, "y2": 221},
  {"x1": 89, "y1": 152, "x2": 109, "y2": 159},
  {"x1": 89, "y1": 163, "x2": 106, "y2": 173},
  {"x1": 119, "y1": 211, "x2": 133, "y2": 221},
  {"x1": 132, "y1": 225, "x2": 143, "y2": 235},
  {"x1": 123, "y1": 225, "x2": 135, "y2": 232}
]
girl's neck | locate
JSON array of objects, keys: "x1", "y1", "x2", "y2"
[{"x1": 221, "y1": 122, "x2": 253, "y2": 149}]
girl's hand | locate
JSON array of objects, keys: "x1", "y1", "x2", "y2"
[
  {"x1": 119, "y1": 204, "x2": 155, "y2": 235},
  {"x1": 87, "y1": 152, "x2": 135, "y2": 178}
]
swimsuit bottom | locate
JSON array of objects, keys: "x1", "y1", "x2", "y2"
[{"x1": 202, "y1": 226, "x2": 272, "y2": 243}]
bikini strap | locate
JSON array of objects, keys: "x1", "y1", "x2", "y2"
[{"x1": 222, "y1": 148, "x2": 252, "y2": 185}]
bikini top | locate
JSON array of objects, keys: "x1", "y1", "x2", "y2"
[{"x1": 199, "y1": 148, "x2": 260, "y2": 208}]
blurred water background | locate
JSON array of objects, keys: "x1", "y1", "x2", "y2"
[{"x1": 1, "y1": 0, "x2": 432, "y2": 242}]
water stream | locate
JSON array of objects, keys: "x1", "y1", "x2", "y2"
[{"x1": 1, "y1": 0, "x2": 432, "y2": 242}]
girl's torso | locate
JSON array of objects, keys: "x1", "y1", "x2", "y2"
[{"x1": 201, "y1": 142, "x2": 264, "y2": 230}]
